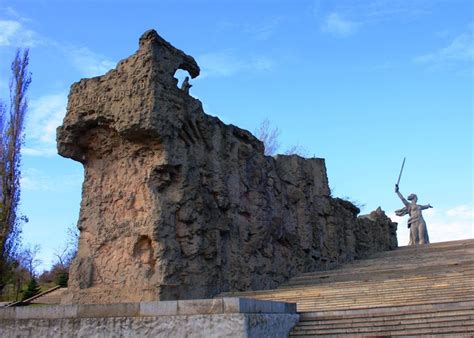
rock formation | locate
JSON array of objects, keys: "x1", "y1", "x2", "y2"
[{"x1": 57, "y1": 30, "x2": 397, "y2": 304}]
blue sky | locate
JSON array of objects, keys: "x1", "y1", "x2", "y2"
[{"x1": 0, "y1": 0, "x2": 472, "y2": 271}]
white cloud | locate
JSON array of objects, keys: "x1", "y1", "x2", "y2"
[
  {"x1": 312, "y1": 0, "x2": 322, "y2": 18},
  {"x1": 415, "y1": 25, "x2": 474, "y2": 69},
  {"x1": 23, "y1": 146, "x2": 57, "y2": 157},
  {"x1": 218, "y1": 17, "x2": 282, "y2": 41},
  {"x1": 0, "y1": 9, "x2": 114, "y2": 77},
  {"x1": 197, "y1": 50, "x2": 275, "y2": 78},
  {"x1": 20, "y1": 168, "x2": 44, "y2": 190},
  {"x1": 66, "y1": 46, "x2": 116, "y2": 78},
  {"x1": 0, "y1": 20, "x2": 20, "y2": 45},
  {"x1": 0, "y1": 19, "x2": 42, "y2": 47},
  {"x1": 0, "y1": 10, "x2": 114, "y2": 157},
  {"x1": 21, "y1": 168, "x2": 82, "y2": 192},
  {"x1": 315, "y1": 1, "x2": 435, "y2": 37},
  {"x1": 446, "y1": 204, "x2": 474, "y2": 219},
  {"x1": 366, "y1": 61, "x2": 396, "y2": 71},
  {"x1": 2, "y1": 6, "x2": 25, "y2": 20},
  {"x1": 361, "y1": 0, "x2": 431, "y2": 22},
  {"x1": 244, "y1": 18, "x2": 282, "y2": 41},
  {"x1": 252, "y1": 56, "x2": 275, "y2": 71},
  {"x1": 321, "y1": 13, "x2": 359, "y2": 37},
  {"x1": 389, "y1": 204, "x2": 473, "y2": 246},
  {"x1": 24, "y1": 93, "x2": 67, "y2": 157}
]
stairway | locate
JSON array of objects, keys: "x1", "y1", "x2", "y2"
[
  {"x1": 292, "y1": 301, "x2": 474, "y2": 337},
  {"x1": 223, "y1": 239, "x2": 474, "y2": 336},
  {"x1": 29, "y1": 287, "x2": 68, "y2": 305}
]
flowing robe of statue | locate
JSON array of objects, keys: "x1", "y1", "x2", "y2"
[{"x1": 395, "y1": 188, "x2": 431, "y2": 245}]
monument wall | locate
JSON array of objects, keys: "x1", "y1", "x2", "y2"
[
  {"x1": 0, "y1": 298, "x2": 299, "y2": 338},
  {"x1": 57, "y1": 30, "x2": 397, "y2": 304}
]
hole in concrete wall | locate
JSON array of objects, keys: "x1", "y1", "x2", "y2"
[
  {"x1": 133, "y1": 235, "x2": 153, "y2": 265},
  {"x1": 174, "y1": 69, "x2": 191, "y2": 89}
]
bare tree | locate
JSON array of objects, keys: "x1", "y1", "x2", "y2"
[
  {"x1": 0, "y1": 49, "x2": 31, "y2": 292},
  {"x1": 17, "y1": 244, "x2": 41, "y2": 279},
  {"x1": 284, "y1": 144, "x2": 309, "y2": 157},
  {"x1": 255, "y1": 118, "x2": 281, "y2": 156},
  {"x1": 255, "y1": 118, "x2": 309, "y2": 157},
  {"x1": 38, "y1": 224, "x2": 78, "y2": 287},
  {"x1": 54, "y1": 224, "x2": 79, "y2": 269}
]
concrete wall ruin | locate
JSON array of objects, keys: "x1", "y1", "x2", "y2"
[
  {"x1": 57, "y1": 30, "x2": 397, "y2": 304},
  {"x1": 0, "y1": 298, "x2": 299, "y2": 338}
]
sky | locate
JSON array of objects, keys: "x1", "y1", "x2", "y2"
[{"x1": 0, "y1": 0, "x2": 472, "y2": 271}]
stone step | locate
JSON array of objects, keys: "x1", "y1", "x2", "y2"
[
  {"x1": 348, "y1": 251, "x2": 474, "y2": 265},
  {"x1": 288, "y1": 264, "x2": 474, "y2": 285},
  {"x1": 297, "y1": 296, "x2": 474, "y2": 312},
  {"x1": 370, "y1": 239, "x2": 470, "y2": 251},
  {"x1": 292, "y1": 262, "x2": 474, "y2": 285},
  {"x1": 296, "y1": 314, "x2": 474, "y2": 331},
  {"x1": 298, "y1": 246, "x2": 474, "y2": 270},
  {"x1": 271, "y1": 293, "x2": 474, "y2": 304},
  {"x1": 358, "y1": 244, "x2": 474, "y2": 260},
  {"x1": 291, "y1": 329, "x2": 474, "y2": 337},
  {"x1": 319, "y1": 246, "x2": 474, "y2": 264},
  {"x1": 251, "y1": 297, "x2": 474, "y2": 314},
  {"x1": 290, "y1": 260, "x2": 474, "y2": 283},
  {"x1": 240, "y1": 284, "x2": 474, "y2": 300},
  {"x1": 231, "y1": 280, "x2": 474, "y2": 299},
  {"x1": 291, "y1": 303, "x2": 474, "y2": 335},
  {"x1": 246, "y1": 287, "x2": 474, "y2": 303},
  {"x1": 265, "y1": 276, "x2": 472, "y2": 289},
  {"x1": 292, "y1": 319, "x2": 474, "y2": 334},
  {"x1": 299, "y1": 300, "x2": 474, "y2": 319},
  {"x1": 294, "y1": 280, "x2": 474, "y2": 292},
  {"x1": 375, "y1": 240, "x2": 474, "y2": 254},
  {"x1": 297, "y1": 309, "x2": 474, "y2": 326},
  {"x1": 278, "y1": 278, "x2": 474, "y2": 293},
  {"x1": 300, "y1": 300, "x2": 474, "y2": 322},
  {"x1": 233, "y1": 293, "x2": 474, "y2": 311},
  {"x1": 30, "y1": 288, "x2": 68, "y2": 305},
  {"x1": 233, "y1": 240, "x2": 474, "y2": 336},
  {"x1": 243, "y1": 285, "x2": 474, "y2": 307},
  {"x1": 230, "y1": 281, "x2": 474, "y2": 300},
  {"x1": 291, "y1": 265, "x2": 474, "y2": 283},
  {"x1": 290, "y1": 322, "x2": 474, "y2": 336}
]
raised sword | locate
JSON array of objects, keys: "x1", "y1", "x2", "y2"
[{"x1": 396, "y1": 157, "x2": 406, "y2": 188}]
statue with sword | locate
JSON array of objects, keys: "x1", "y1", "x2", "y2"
[{"x1": 394, "y1": 158, "x2": 433, "y2": 245}]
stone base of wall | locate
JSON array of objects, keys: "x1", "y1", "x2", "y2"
[{"x1": 0, "y1": 298, "x2": 299, "y2": 338}]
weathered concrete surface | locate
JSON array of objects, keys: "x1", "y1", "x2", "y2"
[
  {"x1": 0, "y1": 298, "x2": 299, "y2": 338},
  {"x1": 357, "y1": 207, "x2": 398, "y2": 254},
  {"x1": 0, "y1": 314, "x2": 299, "y2": 338},
  {"x1": 57, "y1": 29, "x2": 397, "y2": 304}
]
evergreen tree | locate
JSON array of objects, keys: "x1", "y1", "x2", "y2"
[
  {"x1": 22, "y1": 277, "x2": 41, "y2": 300},
  {"x1": 55, "y1": 272, "x2": 68, "y2": 287}
]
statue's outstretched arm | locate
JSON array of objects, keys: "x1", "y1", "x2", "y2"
[
  {"x1": 395, "y1": 186, "x2": 409, "y2": 206},
  {"x1": 419, "y1": 204, "x2": 433, "y2": 210}
]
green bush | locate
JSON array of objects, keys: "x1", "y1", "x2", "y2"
[
  {"x1": 55, "y1": 272, "x2": 68, "y2": 287},
  {"x1": 22, "y1": 278, "x2": 41, "y2": 300}
]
